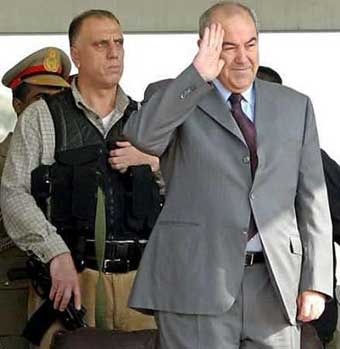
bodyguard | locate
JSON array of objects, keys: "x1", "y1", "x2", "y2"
[
  {"x1": 0, "y1": 47, "x2": 70, "y2": 349},
  {"x1": 1, "y1": 10, "x2": 160, "y2": 349}
]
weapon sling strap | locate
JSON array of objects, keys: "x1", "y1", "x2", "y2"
[{"x1": 94, "y1": 183, "x2": 107, "y2": 329}]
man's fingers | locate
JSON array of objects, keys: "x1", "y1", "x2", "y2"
[
  {"x1": 110, "y1": 162, "x2": 128, "y2": 173},
  {"x1": 59, "y1": 287, "x2": 72, "y2": 312},
  {"x1": 110, "y1": 147, "x2": 131, "y2": 157},
  {"x1": 109, "y1": 157, "x2": 126, "y2": 170},
  {"x1": 217, "y1": 26, "x2": 224, "y2": 49},
  {"x1": 193, "y1": 22, "x2": 224, "y2": 81},
  {"x1": 51, "y1": 285, "x2": 79, "y2": 311},
  {"x1": 201, "y1": 26, "x2": 210, "y2": 48},
  {"x1": 300, "y1": 302, "x2": 310, "y2": 319},
  {"x1": 109, "y1": 144, "x2": 152, "y2": 171},
  {"x1": 116, "y1": 141, "x2": 131, "y2": 148},
  {"x1": 110, "y1": 148, "x2": 122, "y2": 157},
  {"x1": 297, "y1": 295, "x2": 311, "y2": 321},
  {"x1": 218, "y1": 59, "x2": 225, "y2": 73},
  {"x1": 109, "y1": 156, "x2": 120, "y2": 165},
  {"x1": 209, "y1": 23, "x2": 223, "y2": 50},
  {"x1": 208, "y1": 23, "x2": 216, "y2": 47},
  {"x1": 309, "y1": 301, "x2": 325, "y2": 320},
  {"x1": 49, "y1": 283, "x2": 57, "y2": 301},
  {"x1": 49, "y1": 253, "x2": 81, "y2": 311},
  {"x1": 111, "y1": 160, "x2": 128, "y2": 172},
  {"x1": 297, "y1": 292, "x2": 326, "y2": 322},
  {"x1": 73, "y1": 286, "x2": 82, "y2": 311},
  {"x1": 204, "y1": 23, "x2": 223, "y2": 50},
  {"x1": 53, "y1": 287, "x2": 64, "y2": 310}
]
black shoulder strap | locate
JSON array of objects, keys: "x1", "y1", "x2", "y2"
[
  {"x1": 121, "y1": 97, "x2": 138, "y2": 125},
  {"x1": 44, "y1": 89, "x2": 79, "y2": 154},
  {"x1": 105, "y1": 97, "x2": 138, "y2": 150}
]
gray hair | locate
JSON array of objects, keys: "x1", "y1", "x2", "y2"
[{"x1": 199, "y1": 2, "x2": 258, "y2": 38}]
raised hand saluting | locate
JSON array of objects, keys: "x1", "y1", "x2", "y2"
[{"x1": 193, "y1": 23, "x2": 225, "y2": 81}]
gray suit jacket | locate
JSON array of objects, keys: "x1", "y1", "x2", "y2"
[{"x1": 124, "y1": 65, "x2": 333, "y2": 324}]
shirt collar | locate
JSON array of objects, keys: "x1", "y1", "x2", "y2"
[
  {"x1": 212, "y1": 79, "x2": 255, "y2": 106},
  {"x1": 71, "y1": 78, "x2": 129, "y2": 116}
]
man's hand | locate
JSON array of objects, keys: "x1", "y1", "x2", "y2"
[
  {"x1": 297, "y1": 290, "x2": 326, "y2": 322},
  {"x1": 49, "y1": 252, "x2": 81, "y2": 311},
  {"x1": 193, "y1": 23, "x2": 225, "y2": 81},
  {"x1": 108, "y1": 141, "x2": 159, "y2": 173}
]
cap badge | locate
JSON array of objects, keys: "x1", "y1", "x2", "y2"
[{"x1": 43, "y1": 48, "x2": 61, "y2": 73}]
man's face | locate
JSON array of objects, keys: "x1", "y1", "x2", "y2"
[
  {"x1": 71, "y1": 16, "x2": 124, "y2": 89},
  {"x1": 211, "y1": 10, "x2": 259, "y2": 93},
  {"x1": 13, "y1": 84, "x2": 63, "y2": 115}
]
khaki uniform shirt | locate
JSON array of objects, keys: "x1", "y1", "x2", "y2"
[{"x1": 0, "y1": 81, "x2": 129, "y2": 263}]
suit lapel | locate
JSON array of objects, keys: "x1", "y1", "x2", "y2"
[
  {"x1": 197, "y1": 80, "x2": 280, "y2": 155},
  {"x1": 197, "y1": 87, "x2": 246, "y2": 145},
  {"x1": 253, "y1": 79, "x2": 280, "y2": 180}
]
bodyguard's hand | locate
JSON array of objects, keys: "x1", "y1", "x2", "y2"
[
  {"x1": 193, "y1": 23, "x2": 225, "y2": 81},
  {"x1": 109, "y1": 141, "x2": 159, "y2": 173},
  {"x1": 49, "y1": 252, "x2": 81, "y2": 311},
  {"x1": 297, "y1": 290, "x2": 326, "y2": 322}
]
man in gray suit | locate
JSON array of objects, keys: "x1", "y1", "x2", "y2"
[{"x1": 123, "y1": 2, "x2": 333, "y2": 348}]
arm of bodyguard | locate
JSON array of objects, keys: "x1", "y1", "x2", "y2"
[
  {"x1": 108, "y1": 141, "x2": 159, "y2": 174},
  {"x1": 0, "y1": 104, "x2": 81, "y2": 311},
  {"x1": 50, "y1": 252, "x2": 81, "y2": 311}
]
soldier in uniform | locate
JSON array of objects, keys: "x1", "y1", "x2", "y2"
[
  {"x1": 0, "y1": 47, "x2": 71, "y2": 349},
  {"x1": 1, "y1": 10, "x2": 160, "y2": 349}
]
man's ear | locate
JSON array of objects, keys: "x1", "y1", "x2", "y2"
[
  {"x1": 197, "y1": 39, "x2": 202, "y2": 48},
  {"x1": 12, "y1": 98, "x2": 23, "y2": 116},
  {"x1": 70, "y1": 46, "x2": 80, "y2": 69}
]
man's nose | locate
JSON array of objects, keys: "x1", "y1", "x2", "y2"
[
  {"x1": 235, "y1": 47, "x2": 247, "y2": 63},
  {"x1": 107, "y1": 41, "x2": 121, "y2": 58}
]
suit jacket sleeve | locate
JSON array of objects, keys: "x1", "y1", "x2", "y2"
[
  {"x1": 321, "y1": 149, "x2": 340, "y2": 244},
  {"x1": 296, "y1": 98, "x2": 333, "y2": 297},
  {"x1": 123, "y1": 64, "x2": 212, "y2": 156}
]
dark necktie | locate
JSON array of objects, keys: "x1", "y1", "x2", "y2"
[
  {"x1": 228, "y1": 93, "x2": 257, "y2": 177},
  {"x1": 228, "y1": 93, "x2": 258, "y2": 240}
]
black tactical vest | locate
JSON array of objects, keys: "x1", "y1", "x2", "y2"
[{"x1": 36, "y1": 89, "x2": 161, "y2": 253}]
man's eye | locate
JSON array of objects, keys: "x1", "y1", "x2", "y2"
[
  {"x1": 246, "y1": 40, "x2": 257, "y2": 49},
  {"x1": 96, "y1": 41, "x2": 108, "y2": 49},
  {"x1": 115, "y1": 39, "x2": 124, "y2": 46},
  {"x1": 222, "y1": 46, "x2": 235, "y2": 51}
]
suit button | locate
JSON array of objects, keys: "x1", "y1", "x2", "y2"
[
  {"x1": 243, "y1": 156, "x2": 250, "y2": 164},
  {"x1": 180, "y1": 87, "x2": 194, "y2": 99},
  {"x1": 250, "y1": 192, "x2": 255, "y2": 199}
]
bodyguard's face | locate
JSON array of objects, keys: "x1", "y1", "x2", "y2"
[
  {"x1": 13, "y1": 85, "x2": 63, "y2": 116},
  {"x1": 71, "y1": 16, "x2": 124, "y2": 89},
  {"x1": 211, "y1": 10, "x2": 259, "y2": 93}
]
